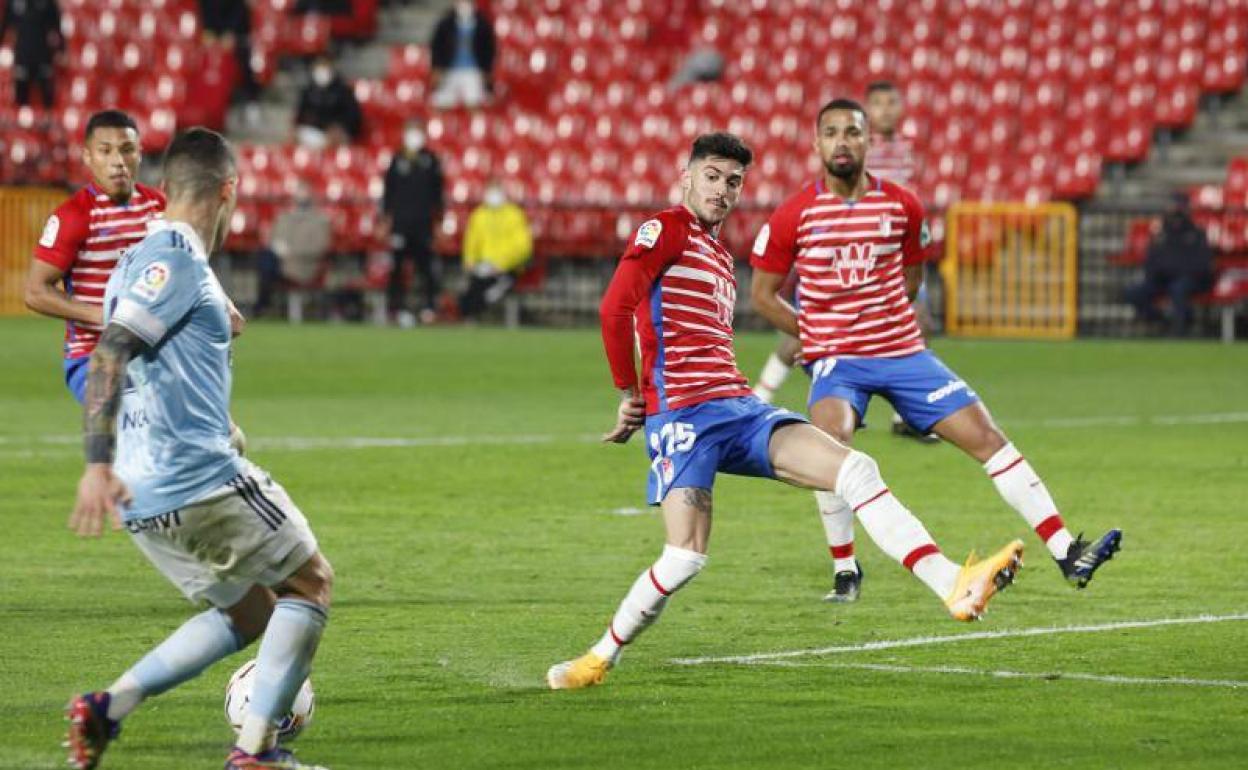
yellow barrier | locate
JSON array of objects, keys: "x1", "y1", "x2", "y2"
[
  {"x1": 942, "y1": 201, "x2": 1078, "y2": 339},
  {"x1": 0, "y1": 186, "x2": 67, "y2": 316}
]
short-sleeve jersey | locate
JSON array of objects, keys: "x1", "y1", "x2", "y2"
[
  {"x1": 751, "y1": 175, "x2": 930, "y2": 362},
  {"x1": 600, "y1": 205, "x2": 751, "y2": 414},
  {"x1": 35, "y1": 182, "x2": 166, "y2": 359},
  {"x1": 104, "y1": 220, "x2": 242, "y2": 522}
]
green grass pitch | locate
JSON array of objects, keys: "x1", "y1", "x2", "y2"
[{"x1": 1, "y1": 317, "x2": 1246, "y2": 769}]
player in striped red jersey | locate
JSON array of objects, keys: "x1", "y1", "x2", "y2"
[
  {"x1": 751, "y1": 99, "x2": 1121, "y2": 604},
  {"x1": 24, "y1": 111, "x2": 167, "y2": 403},
  {"x1": 547, "y1": 133, "x2": 1025, "y2": 691}
]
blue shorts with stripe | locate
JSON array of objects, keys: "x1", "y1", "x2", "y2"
[
  {"x1": 64, "y1": 356, "x2": 89, "y2": 404},
  {"x1": 643, "y1": 396, "x2": 807, "y2": 505},
  {"x1": 806, "y1": 350, "x2": 979, "y2": 433}
]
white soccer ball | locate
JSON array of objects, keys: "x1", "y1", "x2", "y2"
[{"x1": 224, "y1": 659, "x2": 314, "y2": 743}]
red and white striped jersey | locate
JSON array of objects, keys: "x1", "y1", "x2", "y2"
[
  {"x1": 600, "y1": 205, "x2": 751, "y2": 414},
  {"x1": 34, "y1": 183, "x2": 166, "y2": 359},
  {"x1": 865, "y1": 133, "x2": 917, "y2": 186},
  {"x1": 751, "y1": 175, "x2": 930, "y2": 362}
]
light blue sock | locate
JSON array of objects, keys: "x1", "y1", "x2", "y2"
[
  {"x1": 123, "y1": 609, "x2": 244, "y2": 707},
  {"x1": 247, "y1": 598, "x2": 328, "y2": 722}
]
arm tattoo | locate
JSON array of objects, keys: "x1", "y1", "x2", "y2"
[
  {"x1": 83, "y1": 324, "x2": 146, "y2": 464},
  {"x1": 682, "y1": 487, "x2": 713, "y2": 515}
]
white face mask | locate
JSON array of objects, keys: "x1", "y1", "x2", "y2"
[
  {"x1": 403, "y1": 130, "x2": 425, "y2": 152},
  {"x1": 483, "y1": 188, "x2": 505, "y2": 207},
  {"x1": 312, "y1": 67, "x2": 333, "y2": 87}
]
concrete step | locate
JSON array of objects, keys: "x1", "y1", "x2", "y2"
[{"x1": 338, "y1": 41, "x2": 392, "y2": 81}]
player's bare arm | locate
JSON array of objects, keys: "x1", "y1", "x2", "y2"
[
  {"x1": 904, "y1": 263, "x2": 924, "y2": 302},
  {"x1": 750, "y1": 268, "x2": 800, "y2": 337},
  {"x1": 71, "y1": 324, "x2": 146, "y2": 536},
  {"x1": 24, "y1": 259, "x2": 103, "y2": 327},
  {"x1": 227, "y1": 298, "x2": 246, "y2": 337},
  {"x1": 603, "y1": 387, "x2": 645, "y2": 444}
]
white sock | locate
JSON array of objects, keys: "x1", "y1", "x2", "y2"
[
  {"x1": 590, "y1": 545, "x2": 707, "y2": 665},
  {"x1": 752, "y1": 353, "x2": 792, "y2": 404},
  {"x1": 815, "y1": 490, "x2": 857, "y2": 573},
  {"x1": 984, "y1": 443, "x2": 1074, "y2": 560},
  {"x1": 835, "y1": 451, "x2": 960, "y2": 598}
]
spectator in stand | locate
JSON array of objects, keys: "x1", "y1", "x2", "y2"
[
  {"x1": 0, "y1": 0, "x2": 62, "y2": 108},
  {"x1": 1124, "y1": 194, "x2": 1215, "y2": 337},
  {"x1": 430, "y1": 0, "x2": 495, "y2": 110},
  {"x1": 198, "y1": 0, "x2": 260, "y2": 125},
  {"x1": 294, "y1": 55, "x2": 362, "y2": 147},
  {"x1": 458, "y1": 178, "x2": 532, "y2": 321},
  {"x1": 255, "y1": 180, "x2": 332, "y2": 317},
  {"x1": 382, "y1": 120, "x2": 444, "y2": 326}
]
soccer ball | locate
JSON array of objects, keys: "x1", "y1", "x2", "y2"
[{"x1": 224, "y1": 659, "x2": 315, "y2": 743}]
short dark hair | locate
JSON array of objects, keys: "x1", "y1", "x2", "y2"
[
  {"x1": 161, "y1": 127, "x2": 236, "y2": 203},
  {"x1": 866, "y1": 81, "x2": 899, "y2": 96},
  {"x1": 84, "y1": 110, "x2": 138, "y2": 142},
  {"x1": 688, "y1": 132, "x2": 753, "y2": 168},
  {"x1": 816, "y1": 98, "x2": 867, "y2": 127}
]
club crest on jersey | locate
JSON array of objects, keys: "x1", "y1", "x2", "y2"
[
  {"x1": 831, "y1": 243, "x2": 877, "y2": 286},
  {"x1": 133, "y1": 262, "x2": 170, "y2": 301},
  {"x1": 39, "y1": 215, "x2": 60, "y2": 247},
  {"x1": 879, "y1": 216, "x2": 891, "y2": 238},
  {"x1": 635, "y1": 219, "x2": 662, "y2": 249}
]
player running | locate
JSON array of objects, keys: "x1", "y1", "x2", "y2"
[
  {"x1": 24, "y1": 110, "x2": 167, "y2": 402},
  {"x1": 546, "y1": 132, "x2": 1024, "y2": 691},
  {"x1": 749, "y1": 99, "x2": 1121, "y2": 605},
  {"x1": 63, "y1": 129, "x2": 332, "y2": 770},
  {"x1": 752, "y1": 82, "x2": 937, "y2": 439}
]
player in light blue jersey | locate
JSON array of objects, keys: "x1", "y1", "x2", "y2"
[{"x1": 64, "y1": 129, "x2": 333, "y2": 770}]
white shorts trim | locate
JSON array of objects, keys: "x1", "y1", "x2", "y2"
[{"x1": 128, "y1": 460, "x2": 319, "y2": 608}]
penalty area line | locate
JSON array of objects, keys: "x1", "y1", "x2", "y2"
[
  {"x1": 752, "y1": 661, "x2": 1248, "y2": 689},
  {"x1": 670, "y1": 612, "x2": 1248, "y2": 666}
]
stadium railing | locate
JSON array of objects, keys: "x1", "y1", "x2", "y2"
[{"x1": 0, "y1": 186, "x2": 67, "y2": 317}]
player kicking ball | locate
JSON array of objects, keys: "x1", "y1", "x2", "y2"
[
  {"x1": 749, "y1": 98, "x2": 1121, "y2": 604},
  {"x1": 547, "y1": 133, "x2": 1025, "y2": 691},
  {"x1": 63, "y1": 129, "x2": 332, "y2": 770}
]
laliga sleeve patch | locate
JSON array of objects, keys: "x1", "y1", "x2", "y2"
[
  {"x1": 132, "y1": 262, "x2": 170, "y2": 302},
  {"x1": 752, "y1": 223, "x2": 771, "y2": 256},
  {"x1": 634, "y1": 219, "x2": 662, "y2": 249},
  {"x1": 920, "y1": 220, "x2": 932, "y2": 248},
  {"x1": 39, "y1": 215, "x2": 60, "y2": 248}
]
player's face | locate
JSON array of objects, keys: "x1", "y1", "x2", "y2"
[
  {"x1": 866, "y1": 89, "x2": 903, "y2": 136},
  {"x1": 83, "y1": 127, "x2": 141, "y2": 202},
  {"x1": 682, "y1": 156, "x2": 745, "y2": 226},
  {"x1": 815, "y1": 109, "x2": 869, "y2": 181}
]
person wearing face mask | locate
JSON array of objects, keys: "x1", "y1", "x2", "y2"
[
  {"x1": 294, "y1": 55, "x2": 362, "y2": 147},
  {"x1": 1124, "y1": 193, "x2": 1215, "y2": 337},
  {"x1": 457, "y1": 180, "x2": 532, "y2": 321},
  {"x1": 382, "y1": 121, "x2": 444, "y2": 326},
  {"x1": 254, "y1": 180, "x2": 332, "y2": 319},
  {"x1": 429, "y1": 0, "x2": 495, "y2": 110}
]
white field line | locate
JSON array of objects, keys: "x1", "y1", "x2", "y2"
[
  {"x1": 752, "y1": 661, "x2": 1248, "y2": 689},
  {"x1": 2, "y1": 410, "x2": 1246, "y2": 453},
  {"x1": 670, "y1": 612, "x2": 1248, "y2": 666}
]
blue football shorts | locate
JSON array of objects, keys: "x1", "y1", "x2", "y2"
[
  {"x1": 643, "y1": 395, "x2": 807, "y2": 505},
  {"x1": 806, "y1": 350, "x2": 979, "y2": 433},
  {"x1": 64, "y1": 356, "x2": 89, "y2": 404}
]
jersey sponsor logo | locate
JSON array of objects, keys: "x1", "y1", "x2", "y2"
[
  {"x1": 751, "y1": 223, "x2": 770, "y2": 256},
  {"x1": 830, "y1": 243, "x2": 878, "y2": 286},
  {"x1": 39, "y1": 215, "x2": 60, "y2": 247},
  {"x1": 121, "y1": 407, "x2": 149, "y2": 430},
  {"x1": 132, "y1": 262, "x2": 170, "y2": 301},
  {"x1": 926, "y1": 378, "x2": 970, "y2": 404},
  {"x1": 125, "y1": 509, "x2": 182, "y2": 533},
  {"x1": 635, "y1": 219, "x2": 662, "y2": 249}
]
